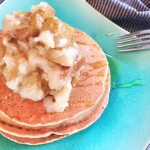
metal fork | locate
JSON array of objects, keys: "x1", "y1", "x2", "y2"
[{"x1": 116, "y1": 29, "x2": 150, "y2": 52}]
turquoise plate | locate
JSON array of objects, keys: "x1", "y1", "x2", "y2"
[{"x1": 0, "y1": 0, "x2": 150, "y2": 150}]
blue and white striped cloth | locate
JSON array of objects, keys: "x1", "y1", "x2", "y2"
[{"x1": 86, "y1": 0, "x2": 150, "y2": 32}]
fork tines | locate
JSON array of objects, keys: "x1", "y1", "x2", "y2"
[{"x1": 116, "y1": 29, "x2": 150, "y2": 52}]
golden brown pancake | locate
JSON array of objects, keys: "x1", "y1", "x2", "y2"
[
  {"x1": 0, "y1": 71, "x2": 110, "y2": 145},
  {"x1": 0, "y1": 30, "x2": 108, "y2": 127},
  {"x1": 0, "y1": 132, "x2": 66, "y2": 145},
  {"x1": 0, "y1": 71, "x2": 110, "y2": 138}
]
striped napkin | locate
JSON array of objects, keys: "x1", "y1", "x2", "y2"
[{"x1": 86, "y1": 0, "x2": 150, "y2": 32}]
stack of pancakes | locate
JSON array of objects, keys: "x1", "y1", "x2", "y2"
[{"x1": 0, "y1": 29, "x2": 110, "y2": 145}]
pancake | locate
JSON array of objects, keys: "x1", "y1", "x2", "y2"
[
  {"x1": 0, "y1": 31, "x2": 2, "y2": 43},
  {"x1": 0, "y1": 71, "x2": 110, "y2": 138},
  {"x1": 0, "y1": 71, "x2": 110, "y2": 145},
  {"x1": 0, "y1": 29, "x2": 108, "y2": 127},
  {"x1": 0, "y1": 132, "x2": 66, "y2": 145}
]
